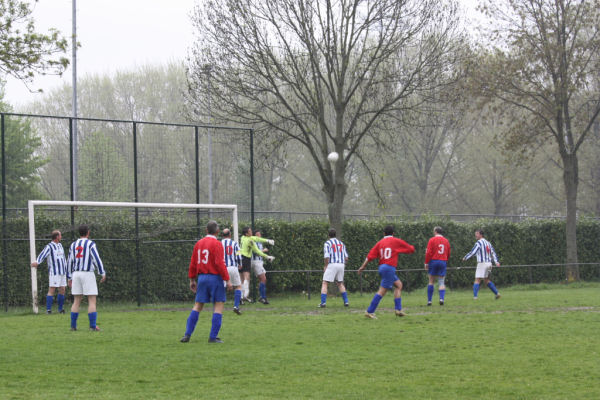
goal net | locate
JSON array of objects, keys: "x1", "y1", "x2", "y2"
[{"x1": 28, "y1": 200, "x2": 238, "y2": 314}]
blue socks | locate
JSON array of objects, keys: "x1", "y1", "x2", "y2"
[
  {"x1": 439, "y1": 289, "x2": 445, "y2": 301},
  {"x1": 210, "y1": 313, "x2": 222, "y2": 340},
  {"x1": 473, "y1": 282, "x2": 498, "y2": 297},
  {"x1": 71, "y1": 312, "x2": 78, "y2": 329},
  {"x1": 88, "y1": 312, "x2": 97, "y2": 329},
  {"x1": 185, "y1": 309, "x2": 225, "y2": 340},
  {"x1": 367, "y1": 294, "x2": 383, "y2": 314},
  {"x1": 185, "y1": 310, "x2": 200, "y2": 337},
  {"x1": 57, "y1": 294, "x2": 65, "y2": 311},
  {"x1": 321, "y1": 292, "x2": 348, "y2": 305},
  {"x1": 394, "y1": 297, "x2": 402, "y2": 311},
  {"x1": 234, "y1": 290, "x2": 241, "y2": 308},
  {"x1": 259, "y1": 282, "x2": 266, "y2": 299},
  {"x1": 427, "y1": 285, "x2": 434, "y2": 302},
  {"x1": 46, "y1": 294, "x2": 65, "y2": 312}
]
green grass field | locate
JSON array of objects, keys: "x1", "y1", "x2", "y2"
[{"x1": 1, "y1": 283, "x2": 599, "y2": 400}]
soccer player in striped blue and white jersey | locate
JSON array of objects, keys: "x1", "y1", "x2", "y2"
[
  {"x1": 66, "y1": 224, "x2": 106, "y2": 331},
  {"x1": 318, "y1": 228, "x2": 349, "y2": 308},
  {"x1": 31, "y1": 230, "x2": 67, "y2": 314},
  {"x1": 462, "y1": 229, "x2": 501, "y2": 300},
  {"x1": 221, "y1": 228, "x2": 243, "y2": 315}
]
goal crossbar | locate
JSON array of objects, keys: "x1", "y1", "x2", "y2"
[{"x1": 28, "y1": 200, "x2": 238, "y2": 314}]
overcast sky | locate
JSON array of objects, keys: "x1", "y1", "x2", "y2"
[
  {"x1": 3, "y1": 0, "x2": 481, "y2": 109},
  {"x1": 4, "y1": 0, "x2": 195, "y2": 108}
]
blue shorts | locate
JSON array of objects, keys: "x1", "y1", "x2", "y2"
[
  {"x1": 195, "y1": 274, "x2": 226, "y2": 304},
  {"x1": 428, "y1": 260, "x2": 447, "y2": 277},
  {"x1": 378, "y1": 264, "x2": 400, "y2": 289}
]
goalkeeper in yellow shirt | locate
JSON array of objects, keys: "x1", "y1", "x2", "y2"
[{"x1": 239, "y1": 227, "x2": 275, "y2": 304}]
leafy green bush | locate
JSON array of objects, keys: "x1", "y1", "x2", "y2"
[{"x1": 1, "y1": 214, "x2": 599, "y2": 306}]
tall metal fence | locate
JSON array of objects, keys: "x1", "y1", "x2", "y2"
[
  {"x1": 2, "y1": 113, "x2": 599, "y2": 311},
  {"x1": 245, "y1": 211, "x2": 583, "y2": 222},
  {"x1": 0, "y1": 113, "x2": 256, "y2": 310},
  {"x1": 0, "y1": 112, "x2": 255, "y2": 209}
]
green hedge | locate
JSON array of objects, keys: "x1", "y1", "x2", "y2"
[{"x1": 1, "y1": 215, "x2": 599, "y2": 306}]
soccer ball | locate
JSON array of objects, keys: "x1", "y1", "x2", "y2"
[{"x1": 327, "y1": 152, "x2": 339, "y2": 162}]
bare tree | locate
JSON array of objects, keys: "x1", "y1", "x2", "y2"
[
  {"x1": 475, "y1": 0, "x2": 600, "y2": 280},
  {"x1": 187, "y1": 0, "x2": 463, "y2": 233}
]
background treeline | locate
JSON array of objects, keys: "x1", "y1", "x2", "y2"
[
  {"x1": 0, "y1": 61, "x2": 598, "y2": 217},
  {"x1": 2, "y1": 214, "x2": 599, "y2": 306}
]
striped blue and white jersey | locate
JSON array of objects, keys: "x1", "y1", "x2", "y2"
[
  {"x1": 324, "y1": 238, "x2": 348, "y2": 265},
  {"x1": 252, "y1": 242, "x2": 264, "y2": 261},
  {"x1": 67, "y1": 238, "x2": 105, "y2": 279},
  {"x1": 464, "y1": 238, "x2": 499, "y2": 263},
  {"x1": 222, "y1": 238, "x2": 242, "y2": 267},
  {"x1": 36, "y1": 241, "x2": 67, "y2": 276}
]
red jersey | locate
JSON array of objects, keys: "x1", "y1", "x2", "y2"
[
  {"x1": 188, "y1": 235, "x2": 230, "y2": 281},
  {"x1": 425, "y1": 235, "x2": 451, "y2": 264},
  {"x1": 367, "y1": 236, "x2": 415, "y2": 267}
]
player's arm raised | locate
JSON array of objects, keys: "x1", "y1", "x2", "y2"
[{"x1": 251, "y1": 241, "x2": 273, "y2": 261}]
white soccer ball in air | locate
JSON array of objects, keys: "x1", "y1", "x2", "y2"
[{"x1": 327, "y1": 152, "x2": 339, "y2": 162}]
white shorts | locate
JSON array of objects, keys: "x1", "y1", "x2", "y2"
[
  {"x1": 71, "y1": 271, "x2": 98, "y2": 296},
  {"x1": 227, "y1": 266, "x2": 242, "y2": 286},
  {"x1": 323, "y1": 263, "x2": 345, "y2": 282},
  {"x1": 475, "y1": 262, "x2": 493, "y2": 279},
  {"x1": 251, "y1": 260, "x2": 266, "y2": 276},
  {"x1": 49, "y1": 274, "x2": 67, "y2": 288}
]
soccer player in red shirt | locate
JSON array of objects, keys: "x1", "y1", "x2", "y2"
[
  {"x1": 424, "y1": 226, "x2": 451, "y2": 306},
  {"x1": 181, "y1": 221, "x2": 232, "y2": 343},
  {"x1": 357, "y1": 225, "x2": 415, "y2": 319}
]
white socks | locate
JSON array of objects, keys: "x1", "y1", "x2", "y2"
[{"x1": 243, "y1": 280, "x2": 250, "y2": 298}]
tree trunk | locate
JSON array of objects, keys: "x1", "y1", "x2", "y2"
[
  {"x1": 327, "y1": 159, "x2": 347, "y2": 237},
  {"x1": 562, "y1": 153, "x2": 579, "y2": 281}
]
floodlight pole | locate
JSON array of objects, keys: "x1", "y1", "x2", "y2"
[
  {"x1": 203, "y1": 64, "x2": 214, "y2": 217},
  {"x1": 250, "y1": 129, "x2": 255, "y2": 229},
  {"x1": 71, "y1": 0, "x2": 78, "y2": 201},
  {"x1": 133, "y1": 122, "x2": 141, "y2": 307},
  {"x1": 1, "y1": 115, "x2": 7, "y2": 311}
]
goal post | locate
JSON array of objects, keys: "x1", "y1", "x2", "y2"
[{"x1": 28, "y1": 200, "x2": 238, "y2": 314}]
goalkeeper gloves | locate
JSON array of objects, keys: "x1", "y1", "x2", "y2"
[
  {"x1": 267, "y1": 239, "x2": 275, "y2": 245},
  {"x1": 266, "y1": 256, "x2": 275, "y2": 262}
]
